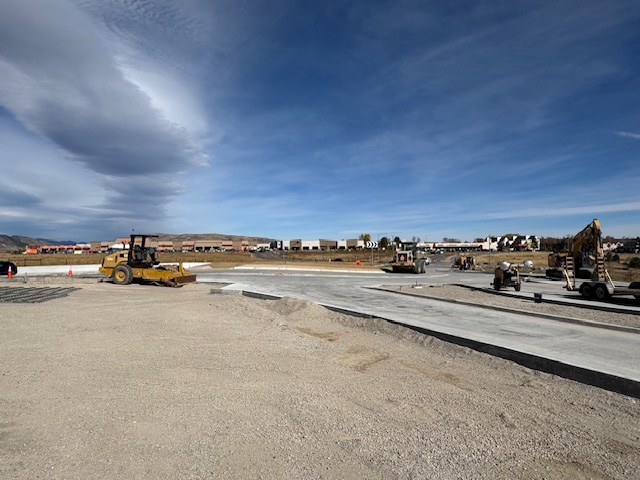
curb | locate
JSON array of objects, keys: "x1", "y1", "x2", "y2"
[
  {"x1": 232, "y1": 289, "x2": 640, "y2": 399},
  {"x1": 368, "y1": 285, "x2": 640, "y2": 335},
  {"x1": 455, "y1": 282, "x2": 640, "y2": 316},
  {"x1": 233, "y1": 265, "x2": 384, "y2": 274}
]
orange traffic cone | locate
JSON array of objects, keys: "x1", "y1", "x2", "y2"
[
  {"x1": 67, "y1": 268, "x2": 73, "y2": 277},
  {"x1": 7, "y1": 268, "x2": 13, "y2": 279}
]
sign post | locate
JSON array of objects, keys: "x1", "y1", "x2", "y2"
[{"x1": 366, "y1": 241, "x2": 378, "y2": 265}]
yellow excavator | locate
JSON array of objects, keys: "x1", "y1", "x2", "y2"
[
  {"x1": 547, "y1": 219, "x2": 640, "y2": 301},
  {"x1": 99, "y1": 234, "x2": 196, "y2": 287},
  {"x1": 547, "y1": 219, "x2": 602, "y2": 280}
]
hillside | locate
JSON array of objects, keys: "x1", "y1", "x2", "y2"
[
  {"x1": 0, "y1": 233, "x2": 276, "y2": 253},
  {"x1": 0, "y1": 235, "x2": 77, "y2": 253},
  {"x1": 151, "y1": 233, "x2": 275, "y2": 244}
]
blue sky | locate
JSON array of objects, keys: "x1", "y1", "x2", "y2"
[{"x1": 1, "y1": 0, "x2": 639, "y2": 243}]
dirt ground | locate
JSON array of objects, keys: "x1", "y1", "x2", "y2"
[{"x1": 1, "y1": 282, "x2": 639, "y2": 479}]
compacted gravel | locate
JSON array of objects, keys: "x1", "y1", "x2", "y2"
[{"x1": 1, "y1": 282, "x2": 638, "y2": 479}]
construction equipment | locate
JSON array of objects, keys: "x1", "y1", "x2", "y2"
[
  {"x1": 493, "y1": 262, "x2": 521, "y2": 291},
  {"x1": 546, "y1": 252, "x2": 569, "y2": 278},
  {"x1": 453, "y1": 255, "x2": 475, "y2": 270},
  {"x1": 546, "y1": 219, "x2": 604, "y2": 279},
  {"x1": 99, "y1": 234, "x2": 196, "y2": 287},
  {"x1": 549, "y1": 219, "x2": 640, "y2": 301},
  {"x1": 389, "y1": 245, "x2": 428, "y2": 274},
  {"x1": 0, "y1": 260, "x2": 17, "y2": 277}
]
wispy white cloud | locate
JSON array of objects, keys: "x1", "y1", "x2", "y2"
[
  {"x1": 0, "y1": 0, "x2": 208, "y2": 237},
  {"x1": 616, "y1": 131, "x2": 640, "y2": 140},
  {"x1": 1, "y1": 0, "x2": 639, "y2": 241},
  {"x1": 480, "y1": 202, "x2": 640, "y2": 221}
]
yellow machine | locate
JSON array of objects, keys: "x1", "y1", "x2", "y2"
[
  {"x1": 99, "y1": 234, "x2": 196, "y2": 287},
  {"x1": 453, "y1": 255, "x2": 475, "y2": 270},
  {"x1": 390, "y1": 248, "x2": 428, "y2": 274},
  {"x1": 547, "y1": 219, "x2": 640, "y2": 301},
  {"x1": 547, "y1": 219, "x2": 603, "y2": 279}
]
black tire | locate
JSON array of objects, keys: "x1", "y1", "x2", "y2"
[
  {"x1": 579, "y1": 283, "x2": 593, "y2": 299},
  {"x1": 412, "y1": 264, "x2": 419, "y2": 274},
  {"x1": 514, "y1": 284, "x2": 521, "y2": 292},
  {"x1": 594, "y1": 283, "x2": 610, "y2": 301},
  {"x1": 421, "y1": 261, "x2": 426, "y2": 274},
  {"x1": 493, "y1": 277, "x2": 501, "y2": 290},
  {"x1": 112, "y1": 264, "x2": 133, "y2": 285}
]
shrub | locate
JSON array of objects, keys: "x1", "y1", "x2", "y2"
[{"x1": 628, "y1": 257, "x2": 640, "y2": 269}]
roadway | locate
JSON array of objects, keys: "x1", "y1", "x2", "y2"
[
  {"x1": 193, "y1": 264, "x2": 640, "y2": 396},
  {"x1": 8, "y1": 262, "x2": 640, "y2": 397}
]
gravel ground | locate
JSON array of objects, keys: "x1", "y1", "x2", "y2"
[
  {"x1": 379, "y1": 284, "x2": 640, "y2": 330},
  {"x1": 1, "y1": 282, "x2": 639, "y2": 479}
]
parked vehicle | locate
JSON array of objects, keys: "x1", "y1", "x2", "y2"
[{"x1": 0, "y1": 261, "x2": 17, "y2": 276}]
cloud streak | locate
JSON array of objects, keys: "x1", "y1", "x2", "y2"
[
  {"x1": 0, "y1": 0, "x2": 639, "y2": 241},
  {"x1": 616, "y1": 131, "x2": 640, "y2": 140},
  {"x1": 0, "y1": 0, "x2": 207, "y2": 236}
]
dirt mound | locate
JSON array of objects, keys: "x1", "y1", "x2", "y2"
[{"x1": 263, "y1": 296, "x2": 330, "y2": 318}]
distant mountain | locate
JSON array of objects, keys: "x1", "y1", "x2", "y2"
[
  {"x1": 0, "y1": 233, "x2": 277, "y2": 253},
  {"x1": 0, "y1": 235, "x2": 77, "y2": 253},
  {"x1": 151, "y1": 233, "x2": 276, "y2": 243}
]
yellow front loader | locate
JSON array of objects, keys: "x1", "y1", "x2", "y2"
[{"x1": 99, "y1": 234, "x2": 196, "y2": 287}]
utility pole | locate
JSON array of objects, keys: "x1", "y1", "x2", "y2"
[{"x1": 488, "y1": 235, "x2": 492, "y2": 268}]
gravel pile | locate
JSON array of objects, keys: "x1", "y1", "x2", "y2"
[
  {"x1": 1, "y1": 283, "x2": 638, "y2": 479},
  {"x1": 379, "y1": 284, "x2": 640, "y2": 330}
]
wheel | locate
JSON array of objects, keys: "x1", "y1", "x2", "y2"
[
  {"x1": 579, "y1": 283, "x2": 593, "y2": 299},
  {"x1": 514, "y1": 284, "x2": 521, "y2": 292},
  {"x1": 421, "y1": 261, "x2": 426, "y2": 274},
  {"x1": 412, "y1": 264, "x2": 419, "y2": 274},
  {"x1": 594, "y1": 283, "x2": 610, "y2": 301},
  {"x1": 112, "y1": 264, "x2": 133, "y2": 285},
  {"x1": 493, "y1": 277, "x2": 501, "y2": 290}
]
